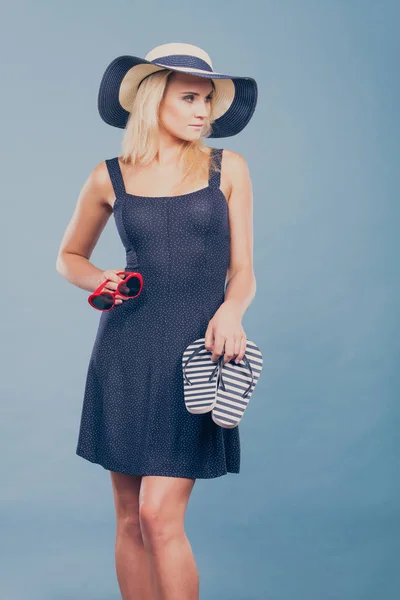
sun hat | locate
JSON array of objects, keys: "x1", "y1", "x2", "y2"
[{"x1": 97, "y1": 42, "x2": 258, "y2": 138}]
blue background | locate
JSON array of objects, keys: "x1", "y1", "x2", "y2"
[{"x1": 1, "y1": 1, "x2": 399, "y2": 598}]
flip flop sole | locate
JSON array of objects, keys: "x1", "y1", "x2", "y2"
[
  {"x1": 182, "y1": 338, "x2": 219, "y2": 414},
  {"x1": 211, "y1": 340, "x2": 263, "y2": 428}
]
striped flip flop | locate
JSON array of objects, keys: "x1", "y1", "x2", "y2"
[
  {"x1": 211, "y1": 340, "x2": 263, "y2": 428},
  {"x1": 182, "y1": 337, "x2": 219, "y2": 414}
]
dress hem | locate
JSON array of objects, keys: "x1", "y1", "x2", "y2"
[{"x1": 76, "y1": 450, "x2": 240, "y2": 480}]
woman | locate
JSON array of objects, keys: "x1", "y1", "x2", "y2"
[{"x1": 56, "y1": 42, "x2": 258, "y2": 600}]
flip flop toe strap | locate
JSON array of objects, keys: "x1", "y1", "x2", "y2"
[
  {"x1": 183, "y1": 343, "x2": 219, "y2": 386},
  {"x1": 217, "y1": 354, "x2": 255, "y2": 399}
]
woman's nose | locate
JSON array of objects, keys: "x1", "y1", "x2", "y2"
[{"x1": 194, "y1": 103, "x2": 209, "y2": 118}]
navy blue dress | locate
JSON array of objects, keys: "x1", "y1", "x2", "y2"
[{"x1": 76, "y1": 147, "x2": 240, "y2": 478}]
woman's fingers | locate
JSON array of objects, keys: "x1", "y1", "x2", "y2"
[
  {"x1": 235, "y1": 335, "x2": 247, "y2": 363},
  {"x1": 102, "y1": 269, "x2": 129, "y2": 303}
]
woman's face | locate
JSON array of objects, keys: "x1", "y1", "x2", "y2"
[{"x1": 158, "y1": 72, "x2": 214, "y2": 141}]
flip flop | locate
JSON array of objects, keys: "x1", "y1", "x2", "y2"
[
  {"x1": 182, "y1": 337, "x2": 220, "y2": 414},
  {"x1": 211, "y1": 339, "x2": 263, "y2": 428}
]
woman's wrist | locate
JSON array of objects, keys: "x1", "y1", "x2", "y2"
[{"x1": 221, "y1": 298, "x2": 244, "y2": 318}]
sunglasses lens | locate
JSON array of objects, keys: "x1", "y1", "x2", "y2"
[
  {"x1": 119, "y1": 276, "x2": 142, "y2": 297},
  {"x1": 91, "y1": 292, "x2": 114, "y2": 310}
]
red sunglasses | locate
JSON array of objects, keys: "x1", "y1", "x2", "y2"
[{"x1": 88, "y1": 271, "x2": 144, "y2": 311}]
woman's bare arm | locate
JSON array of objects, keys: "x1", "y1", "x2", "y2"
[
  {"x1": 223, "y1": 150, "x2": 257, "y2": 317},
  {"x1": 56, "y1": 162, "x2": 114, "y2": 292}
]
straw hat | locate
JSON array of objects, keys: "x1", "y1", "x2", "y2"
[{"x1": 97, "y1": 42, "x2": 258, "y2": 138}]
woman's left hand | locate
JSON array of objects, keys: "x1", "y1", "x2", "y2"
[{"x1": 204, "y1": 301, "x2": 247, "y2": 365}]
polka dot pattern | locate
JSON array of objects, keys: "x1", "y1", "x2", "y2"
[{"x1": 76, "y1": 147, "x2": 240, "y2": 479}]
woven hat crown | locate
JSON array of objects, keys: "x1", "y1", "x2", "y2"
[{"x1": 145, "y1": 42, "x2": 214, "y2": 72}]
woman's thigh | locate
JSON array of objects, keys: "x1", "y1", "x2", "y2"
[{"x1": 110, "y1": 471, "x2": 143, "y2": 521}]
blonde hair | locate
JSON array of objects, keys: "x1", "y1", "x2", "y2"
[{"x1": 120, "y1": 70, "x2": 221, "y2": 194}]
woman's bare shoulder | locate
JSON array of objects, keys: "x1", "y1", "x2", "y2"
[
  {"x1": 220, "y1": 149, "x2": 250, "y2": 201},
  {"x1": 222, "y1": 148, "x2": 248, "y2": 170},
  {"x1": 87, "y1": 160, "x2": 115, "y2": 207},
  {"x1": 223, "y1": 149, "x2": 251, "y2": 180}
]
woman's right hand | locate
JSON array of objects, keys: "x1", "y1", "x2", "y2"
[{"x1": 97, "y1": 269, "x2": 128, "y2": 305}]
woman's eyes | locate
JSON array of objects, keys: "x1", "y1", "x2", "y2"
[{"x1": 184, "y1": 95, "x2": 212, "y2": 103}]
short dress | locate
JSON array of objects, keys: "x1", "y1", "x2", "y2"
[{"x1": 76, "y1": 147, "x2": 240, "y2": 478}]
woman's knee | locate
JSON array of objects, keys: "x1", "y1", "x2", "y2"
[
  {"x1": 139, "y1": 501, "x2": 182, "y2": 544},
  {"x1": 110, "y1": 471, "x2": 143, "y2": 539},
  {"x1": 138, "y1": 476, "x2": 195, "y2": 544}
]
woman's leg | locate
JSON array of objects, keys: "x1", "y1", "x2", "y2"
[
  {"x1": 139, "y1": 475, "x2": 198, "y2": 600},
  {"x1": 110, "y1": 471, "x2": 153, "y2": 600}
]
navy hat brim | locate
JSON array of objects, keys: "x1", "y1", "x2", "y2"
[{"x1": 97, "y1": 55, "x2": 258, "y2": 138}]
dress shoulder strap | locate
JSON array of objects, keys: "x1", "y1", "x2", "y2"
[
  {"x1": 105, "y1": 157, "x2": 127, "y2": 198},
  {"x1": 208, "y1": 148, "x2": 223, "y2": 189}
]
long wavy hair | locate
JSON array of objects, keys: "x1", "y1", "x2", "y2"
[{"x1": 120, "y1": 70, "x2": 221, "y2": 195}]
